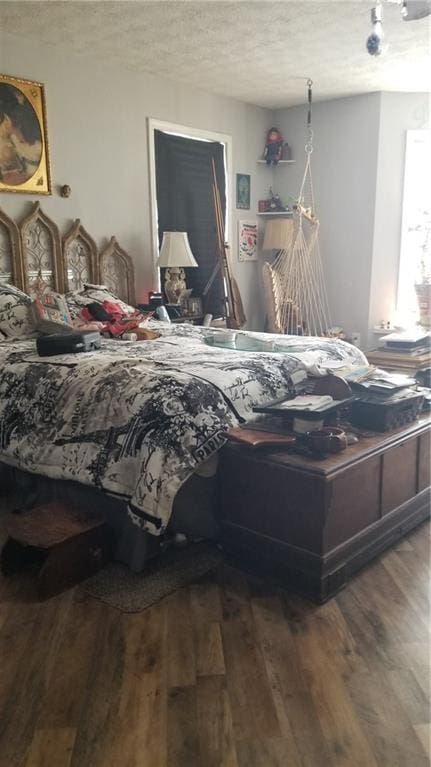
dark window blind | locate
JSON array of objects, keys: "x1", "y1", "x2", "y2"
[{"x1": 155, "y1": 130, "x2": 226, "y2": 316}]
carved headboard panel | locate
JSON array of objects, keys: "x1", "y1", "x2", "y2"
[
  {"x1": 0, "y1": 205, "x2": 136, "y2": 306},
  {"x1": 62, "y1": 219, "x2": 98, "y2": 292},
  {"x1": 0, "y1": 209, "x2": 24, "y2": 289},
  {"x1": 19, "y1": 203, "x2": 63, "y2": 297},
  {"x1": 100, "y1": 237, "x2": 136, "y2": 306}
]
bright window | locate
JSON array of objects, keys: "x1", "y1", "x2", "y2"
[{"x1": 397, "y1": 130, "x2": 431, "y2": 327}]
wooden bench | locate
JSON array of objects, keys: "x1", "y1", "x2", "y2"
[{"x1": 0, "y1": 502, "x2": 111, "y2": 597}]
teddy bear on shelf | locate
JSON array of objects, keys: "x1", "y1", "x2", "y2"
[{"x1": 263, "y1": 127, "x2": 284, "y2": 165}]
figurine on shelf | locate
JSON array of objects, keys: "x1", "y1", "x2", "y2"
[
  {"x1": 263, "y1": 127, "x2": 284, "y2": 165},
  {"x1": 268, "y1": 187, "x2": 287, "y2": 211},
  {"x1": 282, "y1": 142, "x2": 291, "y2": 161}
]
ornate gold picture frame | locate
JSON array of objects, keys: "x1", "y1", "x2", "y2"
[{"x1": 0, "y1": 74, "x2": 52, "y2": 195}]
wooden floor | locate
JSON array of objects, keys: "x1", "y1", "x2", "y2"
[{"x1": 0, "y1": 522, "x2": 429, "y2": 767}]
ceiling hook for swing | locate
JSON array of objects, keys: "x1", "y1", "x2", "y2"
[
  {"x1": 305, "y1": 78, "x2": 314, "y2": 155},
  {"x1": 307, "y1": 78, "x2": 313, "y2": 126}
]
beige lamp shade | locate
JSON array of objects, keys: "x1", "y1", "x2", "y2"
[
  {"x1": 263, "y1": 218, "x2": 294, "y2": 251},
  {"x1": 157, "y1": 231, "x2": 198, "y2": 268}
]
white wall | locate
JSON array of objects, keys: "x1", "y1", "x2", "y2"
[
  {"x1": 274, "y1": 93, "x2": 381, "y2": 347},
  {"x1": 275, "y1": 91, "x2": 429, "y2": 349},
  {"x1": 369, "y1": 92, "x2": 429, "y2": 347},
  {"x1": 0, "y1": 32, "x2": 272, "y2": 329}
]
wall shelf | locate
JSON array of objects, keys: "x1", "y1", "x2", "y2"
[
  {"x1": 257, "y1": 160, "x2": 295, "y2": 165},
  {"x1": 257, "y1": 211, "x2": 293, "y2": 217}
]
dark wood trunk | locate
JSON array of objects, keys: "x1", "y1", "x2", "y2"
[{"x1": 219, "y1": 416, "x2": 431, "y2": 602}]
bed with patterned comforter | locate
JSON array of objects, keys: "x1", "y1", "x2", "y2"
[{"x1": 0, "y1": 322, "x2": 367, "y2": 535}]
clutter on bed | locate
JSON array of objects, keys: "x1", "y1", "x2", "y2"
[
  {"x1": 135, "y1": 327, "x2": 160, "y2": 341},
  {"x1": 36, "y1": 330, "x2": 102, "y2": 357},
  {"x1": 0, "y1": 323, "x2": 366, "y2": 537},
  {"x1": 66, "y1": 283, "x2": 136, "y2": 318},
  {"x1": 65, "y1": 284, "x2": 153, "y2": 338},
  {"x1": 30, "y1": 291, "x2": 73, "y2": 334}
]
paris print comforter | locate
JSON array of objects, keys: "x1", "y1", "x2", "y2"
[{"x1": 0, "y1": 323, "x2": 366, "y2": 535}]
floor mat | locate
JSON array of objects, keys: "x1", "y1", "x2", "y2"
[{"x1": 83, "y1": 541, "x2": 223, "y2": 612}]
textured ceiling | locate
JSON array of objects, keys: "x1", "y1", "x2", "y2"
[{"x1": 0, "y1": 1, "x2": 429, "y2": 108}]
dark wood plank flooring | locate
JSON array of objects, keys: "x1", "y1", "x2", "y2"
[{"x1": 0, "y1": 522, "x2": 429, "y2": 767}]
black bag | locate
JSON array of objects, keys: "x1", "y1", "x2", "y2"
[{"x1": 36, "y1": 331, "x2": 101, "y2": 357}]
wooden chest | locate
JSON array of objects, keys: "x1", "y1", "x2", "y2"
[{"x1": 219, "y1": 416, "x2": 431, "y2": 602}]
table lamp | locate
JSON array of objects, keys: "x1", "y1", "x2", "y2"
[
  {"x1": 262, "y1": 218, "x2": 294, "y2": 253},
  {"x1": 157, "y1": 231, "x2": 198, "y2": 304}
]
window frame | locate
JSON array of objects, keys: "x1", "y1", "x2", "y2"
[
  {"x1": 396, "y1": 129, "x2": 431, "y2": 326},
  {"x1": 147, "y1": 118, "x2": 232, "y2": 291}
]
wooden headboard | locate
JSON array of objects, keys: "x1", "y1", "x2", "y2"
[{"x1": 0, "y1": 203, "x2": 136, "y2": 305}]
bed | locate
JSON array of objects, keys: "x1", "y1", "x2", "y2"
[{"x1": 0, "y1": 203, "x2": 367, "y2": 568}]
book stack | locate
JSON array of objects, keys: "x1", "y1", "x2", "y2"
[{"x1": 367, "y1": 330, "x2": 431, "y2": 373}]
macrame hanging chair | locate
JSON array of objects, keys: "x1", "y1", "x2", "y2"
[{"x1": 263, "y1": 80, "x2": 332, "y2": 337}]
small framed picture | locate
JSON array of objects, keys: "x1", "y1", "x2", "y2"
[
  {"x1": 236, "y1": 173, "x2": 250, "y2": 210},
  {"x1": 238, "y1": 220, "x2": 257, "y2": 262},
  {"x1": 186, "y1": 296, "x2": 203, "y2": 316}
]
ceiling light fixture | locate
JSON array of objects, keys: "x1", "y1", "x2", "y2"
[
  {"x1": 367, "y1": 4, "x2": 386, "y2": 56},
  {"x1": 366, "y1": 0, "x2": 431, "y2": 56}
]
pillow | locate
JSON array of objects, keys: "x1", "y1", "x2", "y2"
[
  {"x1": 30, "y1": 291, "x2": 74, "y2": 335},
  {"x1": 65, "y1": 284, "x2": 135, "y2": 319},
  {"x1": 0, "y1": 281, "x2": 36, "y2": 339}
]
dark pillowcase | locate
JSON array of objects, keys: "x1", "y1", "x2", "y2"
[{"x1": 86, "y1": 302, "x2": 113, "y2": 321}]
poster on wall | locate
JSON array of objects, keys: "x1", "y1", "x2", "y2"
[
  {"x1": 238, "y1": 220, "x2": 257, "y2": 262},
  {"x1": 236, "y1": 173, "x2": 250, "y2": 209},
  {"x1": 0, "y1": 74, "x2": 52, "y2": 195}
]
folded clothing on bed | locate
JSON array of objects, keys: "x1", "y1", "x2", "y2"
[
  {"x1": 65, "y1": 286, "x2": 153, "y2": 337},
  {"x1": 65, "y1": 284, "x2": 137, "y2": 319},
  {"x1": 79, "y1": 300, "x2": 150, "y2": 337}
]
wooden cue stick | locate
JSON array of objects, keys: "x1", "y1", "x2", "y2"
[
  {"x1": 211, "y1": 158, "x2": 246, "y2": 327},
  {"x1": 212, "y1": 180, "x2": 231, "y2": 315}
]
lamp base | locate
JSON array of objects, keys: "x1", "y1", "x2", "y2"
[{"x1": 164, "y1": 267, "x2": 187, "y2": 304}]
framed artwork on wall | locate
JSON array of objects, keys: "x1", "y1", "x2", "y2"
[
  {"x1": 236, "y1": 173, "x2": 250, "y2": 209},
  {"x1": 238, "y1": 220, "x2": 257, "y2": 262},
  {"x1": 0, "y1": 73, "x2": 52, "y2": 195}
]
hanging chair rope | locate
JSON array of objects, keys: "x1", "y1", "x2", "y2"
[{"x1": 263, "y1": 79, "x2": 332, "y2": 337}]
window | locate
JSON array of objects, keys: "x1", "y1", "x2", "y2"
[
  {"x1": 148, "y1": 119, "x2": 232, "y2": 318},
  {"x1": 154, "y1": 129, "x2": 226, "y2": 316},
  {"x1": 397, "y1": 130, "x2": 431, "y2": 326}
]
